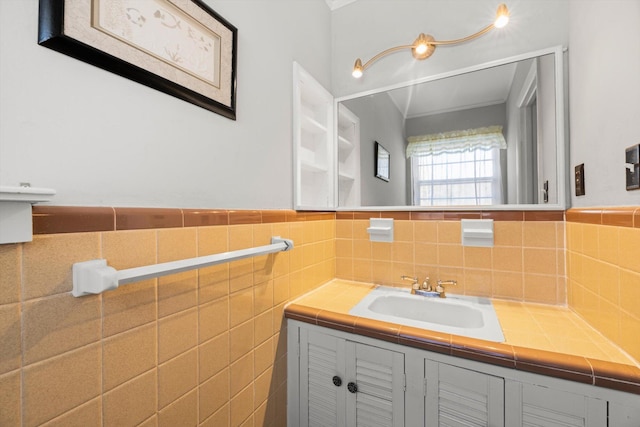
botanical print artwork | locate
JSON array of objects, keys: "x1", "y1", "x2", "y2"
[{"x1": 92, "y1": 0, "x2": 221, "y2": 87}]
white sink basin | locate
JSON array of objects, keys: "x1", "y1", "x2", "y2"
[{"x1": 349, "y1": 286, "x2": 505, "y2": 342}]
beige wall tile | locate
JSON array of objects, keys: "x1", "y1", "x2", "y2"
[
  {"x1": 158, "y1": 389, "x2": 197, "y2": 427},
  {"x1": 463, "y1": 269, "x2": 491, "y2": 297},
  {"x1": 230, "y1": 321, "x2": 254, "y2": 363},
  {"x1": 492, "y1": 271, "x2": 524, "y2": 300},
  {"x1": 254, "y1": 309, "x2": 274, "y2": 347},
  {"x1": 438, "y1": 221, "x2": 461, "y2": 244},
  {"x1": 200, "y1": 332, "x2": 229, "y2": 383},
  {"x1": 336, "y1": 220, "x2": 353, "y2": 239},
  {"x1": 618, "y1": 227, "x2": 640, "y2": 273},
  {"x1": 199, "y1": 369, "x2": 230, "y2": 423},
  {"x1": 0, "y1": 244, "x2": 20, "y2": 304},
  {"x1": 102, "y1": 230, "x2": 156, "y2": 269},
  {"x1": 230, "y1": 352, "x2": 254, "y2": 397},
  {"x1": 23, "y1": 344, "x2": 101, "y2": 427},
  {"x1": 464, "y1": 247, "x2": 492, "y2": 270},
  {"x1": 199, "y1": 264, "x2": 230, "y2": 305},
  {"x1": 22, "y1": 293, "x2": 101, "y2": 365},
  {"x1": 199, "y1": 297, "x2": 229, "y2": 344},
  {"x1": 254, "y1": 280, "x2": 274, "y2": 316},
  {"x1": 581, "y1": 224, "x2": 599, "y2": 258},
  {"x1": 620, "y1": 313, "x2": 640, "y2": 361},
  {"x1": 523, "y1": 274, "x2": 559, "y2": 304},
  {"x1": 230, "y1": 384, "x2": 254, "y2": 427},
  {"x1": 0, "y1": 370, "x2": 21, "y2": 427},
  {"x1": 437, "y1": 244, "x2": 463, "y2": 267},
  {"x1": 414, "y1": 221, "x2": 437, "y2": 243},
  {"x1": 254, "y1": 337, "x2": 274, "y2": 377},
  {"x1": 273, "y1": 275, "x2": 289, "y2": 306},
  {"x1": 523, "y1": 248, "x2": 557, "y2": 275},
  {"x1": 392, "y1": 242, "x2": 414, "y2": 264},
  {"x1": 201, "y1": 404, "x2": 229, "y2": 427},
  {"x1": 371, "y1": 241, "x2": 392, "y2": 261},
  {"x1": 253, "y1": 254, "x2": 274, "y2": 285},
  {"x1": 492, "y1": 247, "x2": 523, "y2": 272},
  {"x1": 229, "y1": 288, "x2": 253, "y2": 328},
  {"x1": 620, "y1": 269, "x2": 640, "y2": 319},
  {"x1": 103, "y1": 370, "x2": 157, "y2": 427},
  {"x1": 103, "y1": 279, "x2": 156, "y2": 338},
  {"x1": 229, "y1": 259, "x2": 254, "y2": 293},
  {"x1": 0, "y1": 304, "x2": 20, "y2": 375},
  {"x1": 372, "y1": 261, "x2": 394, "y2": 285},
  {"x1": 494, "y1": 221, "x2": 523, "y2": 247},
  {"x1": 229, "y1": 225, "x2": 253, "y2": 251},
  {"x1": 394, "y1": 221, "x2": 413, "y2": 242},
  {"x1": 138, "y1": 415, "x2": 157, "y2": 427},
  {"x1": 566, "y1": 222, "x2": 582, "y2": 253},
  {"x1": 41, "y1": 398, "x2": 101, "y2": 427},
  {"x1": 523, "y1": 222, "x2": 557, "y2": 248},
  {"x1": 254, "y1": 367, "x2": 274, "y2": 411},
  {"x1": 157, "y1": 228, "x2": 198, "y2": 317},
  {"x1": 158, "y1": 349, "x2": 198, "y2": 409},
  {"x1": 353, "y1": 220, "x2": 370, "y2": 240},
  {"x1": 22, "y1": 233, "x2": 101, "y2": 300},
  {"x1": 158, "y1": 308, "x2": 198, "y2": 363},
  {"x1": 103, "y1": 323, "x2": 156, "y2": 392}
]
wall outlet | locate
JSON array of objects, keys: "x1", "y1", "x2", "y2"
[
  {"x1": 626, "y1": 144, "x2": 640, "y2": 191},
  {"x1": 575, "y1": 164, "x2": 585, "y2": 196}
]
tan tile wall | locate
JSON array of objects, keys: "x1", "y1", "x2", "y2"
[
  {"x1": 567, "y1": 209, "x2": 640, "y2": 362},
  {"x1": 336, "y1": 219, "x2": 566, "y2": 305},
  {"x1": 0, "y1": 219, "x2": 335, "y2": 427}
]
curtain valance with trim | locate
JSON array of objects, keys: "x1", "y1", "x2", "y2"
[{"x1": 406, "y1": 125, "x2": 507, "y2": 158}]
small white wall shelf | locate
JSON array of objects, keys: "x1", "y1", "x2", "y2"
[
  {"x1": 461, "y1": 219, "x2": 494, "y2": 247},
  {"x1": 367, "y1": 218, "x2": 394, "y2": 242},
  {"x1": 0, "y1": 185, "x2": 56, "y2": 244},
  {"x1": 337, "y1": 104, "x2": 361, "y2": 207},
  {"x1": 293, "y1": 62, "x2": 335, "y2": 210}
]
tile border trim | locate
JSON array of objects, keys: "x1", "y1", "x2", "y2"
[
  {"x1": 567, "y1": 207, "x2": 640, "y2": 228},
  {"x1": 337, "y1": 210, "x2": 565, "y2": 221},
  {"x1": 32, "y1": 206, "x2": 335, "y2": 235}
]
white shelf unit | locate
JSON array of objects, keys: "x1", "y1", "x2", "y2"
[
  {"x1": 293, "y1": 62, "x2": 335, "y2": 210},
  {"x1": 337, "y1": 104, "x2": 360, "y2": 207}
]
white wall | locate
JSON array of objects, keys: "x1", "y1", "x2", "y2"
[
  {"x1": 569, "y1": 0, "x2": 640, "y2": 207},
  {"x1": 0, "y1": 0, "x2": 331, "y2": 209}
]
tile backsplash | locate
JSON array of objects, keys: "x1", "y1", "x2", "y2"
[
  {"x1": 0, "y1": 208, "x2": 334, "y2": 427},
  {"x1": 3, "y1": 205, "x2": 639, "y2": 426},
  {"x1": 335, "y1": 211, "x2": 566, "y2": 305},
  {"x1": 566, "y1": 207, "x2": 640, "y2": 362}
]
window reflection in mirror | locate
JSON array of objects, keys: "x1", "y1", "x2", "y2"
[{"x1": 337, "y1": 47, "x2": 565, "y2": 209}]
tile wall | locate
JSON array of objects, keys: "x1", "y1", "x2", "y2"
[
  {"x1": 0, "y1": 207, "x2": 335, "y2": 427},
  {"x1": 566, "y1": 207, "x2": 640, "y2": 362},
  {"x1": 336, "y1": 211, "x2": 566, "y2": 305}
]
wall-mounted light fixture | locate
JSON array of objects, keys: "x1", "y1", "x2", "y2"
[{"x1": 352, "y1": 4, "x2": 510, "y2": 78}]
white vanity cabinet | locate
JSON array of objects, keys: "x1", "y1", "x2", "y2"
[
  {"x1": 288, "y1": 320, "x2": 640, "y2": 427},
  {"x1": 295, "y1": 327, "x2": 405, "y2": 427},
  {"x1": 425, "y1": 360, "x2": 504, "y2": 426}
]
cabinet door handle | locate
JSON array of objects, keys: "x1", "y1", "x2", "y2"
[
  {"x1": 347, "y1": 382, "x2": 358, "y2": 393},
  {"x1": 332, "y1": 376, "x2": 342, "y2": 387}
]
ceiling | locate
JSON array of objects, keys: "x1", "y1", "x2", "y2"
[
  {"x1": 386, "y1": 61, "x2": 519, "y2": 119},
  {"x1": 325, "y1": 0, "x2": 358, "y2": 11}
]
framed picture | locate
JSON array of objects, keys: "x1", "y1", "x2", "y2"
[
  {"x1": 375, "y1": 141, "x2": 390, "y2": 182},
  {"x1": 38, "y1": 0, "x2": 238, "y2": 120}
]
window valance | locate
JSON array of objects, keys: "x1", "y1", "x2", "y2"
[{"x1": 406, "y1": 125, "x2": 507, "y2": 158}]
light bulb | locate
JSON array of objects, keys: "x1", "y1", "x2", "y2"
[
  {"x1": 352, "y1": 59, "x2": 363, "y2": 78},
  {"x1": 415, "y1": 43, "x2": 428, "y2": 55},
  {"x1": 494, "y1": 4, "x2": 509, "y2": 28}
]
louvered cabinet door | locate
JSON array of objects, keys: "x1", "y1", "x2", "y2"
[
  {"x1": 299, "y1": 328, "x2": 347, "y2": 427},
  {"x1": 504, "y1": 381, "x2": 607, "y2": 427},
  {"x1": 345, "y1": 342, "x2": 405, "y2": 427},
  {"x1": 425, "y1": 360, "x2": 505, "y2": 427}
]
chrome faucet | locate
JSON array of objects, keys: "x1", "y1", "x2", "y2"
[
  {"x1": 401, "y1": 275, "x2": 442, "y2": 297},
  {"x1": 436, "y1": 280, "x2": 457, "y2": 298}
]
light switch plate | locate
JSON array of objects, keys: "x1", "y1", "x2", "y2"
[
  {"x1": 575, "y1": 164, "x2": 585, "y2": 196},
  {"x1": 626, "y1": 144, "x2": 640, "y2": 191}
]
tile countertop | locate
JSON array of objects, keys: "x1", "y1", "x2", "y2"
[{"x1": 284, "y1": 279, "x2": 640, "y2": 395}]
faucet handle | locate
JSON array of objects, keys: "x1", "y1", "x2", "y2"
[
  {"x1": 400, "y1": 275, "x2": 418, "y2": 284},
  {"x1": 436, "y1": 280, "x2": 457, "y2": 298}
]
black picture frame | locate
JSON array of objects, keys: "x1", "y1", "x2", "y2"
[
  {"x1": 38, "y1": 0, "x2": 238, "y2": 120},
  {"x1": 375, "y1": 141, "x2": 390, "y2": 182}
]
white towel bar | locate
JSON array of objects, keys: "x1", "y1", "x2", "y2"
[{"x1": 72, "y1": 236, "x2": 294, "y2": 297}]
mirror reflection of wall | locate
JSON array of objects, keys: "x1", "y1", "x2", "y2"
[{"x1": 338, "y1": 50, "x2": 560, "y2": 208}]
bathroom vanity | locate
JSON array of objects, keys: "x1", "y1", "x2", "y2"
[{"x1": 286, "y1": 280, "x2": 640, "y2": 426}]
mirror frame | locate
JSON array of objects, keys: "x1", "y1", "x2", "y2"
[{"x1": 334, "y1": 46, "x2": 567, "y2": 211}]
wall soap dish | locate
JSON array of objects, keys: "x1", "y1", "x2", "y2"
[{"x1": 0, "y1": 185, "x2": 56, "y2": 244}]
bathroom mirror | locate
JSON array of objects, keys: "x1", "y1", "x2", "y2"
[{"x1": 336, "y1": 46, "x2": 567, "y2": 210}]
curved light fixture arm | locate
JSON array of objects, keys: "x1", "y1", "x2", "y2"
[{"x1": 352, "y1": 4, "x2": 509, "y2": 78}]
